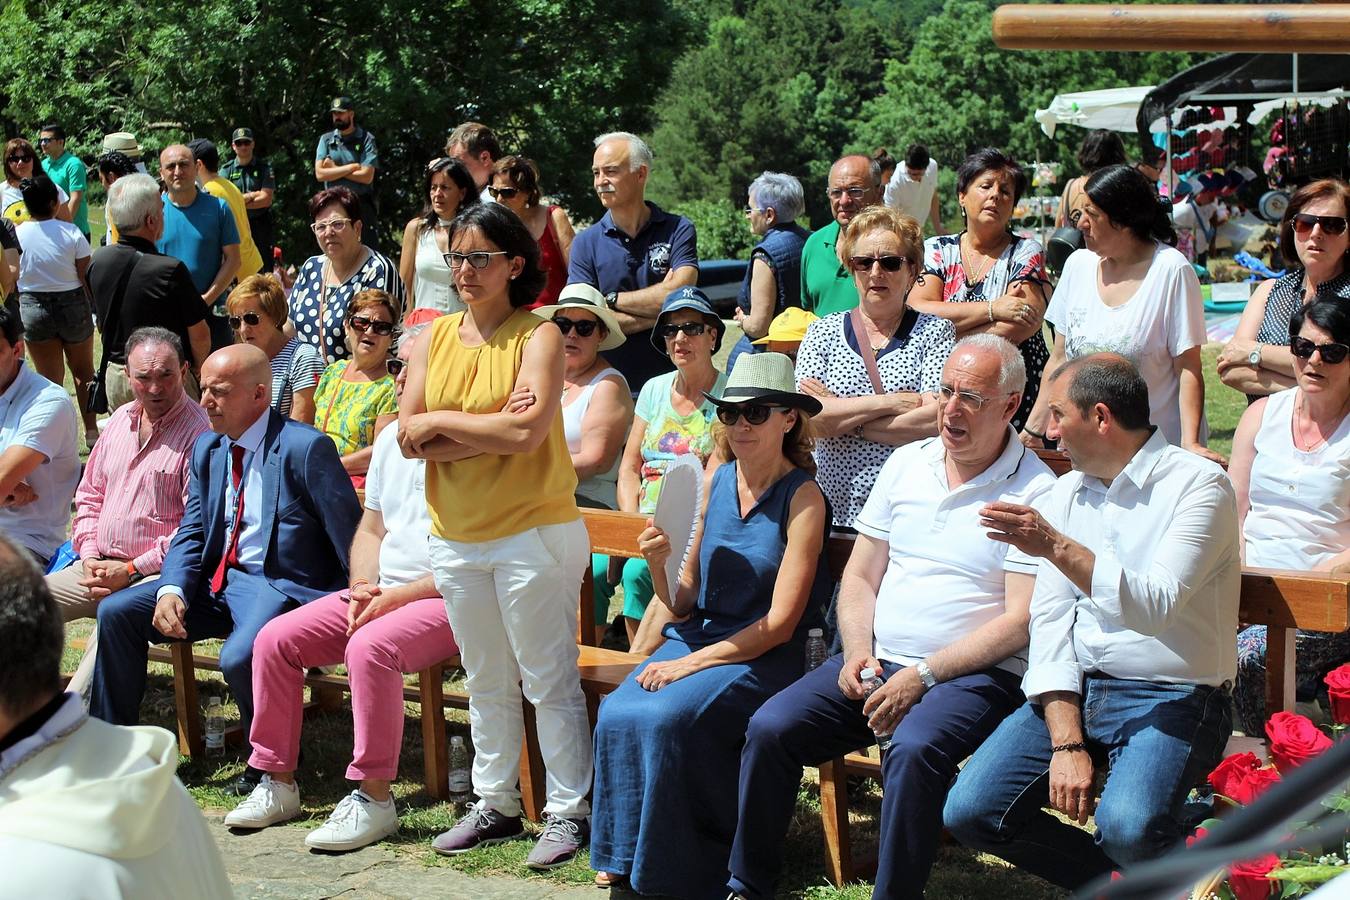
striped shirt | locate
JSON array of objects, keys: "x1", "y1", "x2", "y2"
[
  {"x1": 270, "y1": 337, "x2": 324, "y2": 418},
  {"x1": 70, "y1": 393, "x2": 211, "y2": 574}
]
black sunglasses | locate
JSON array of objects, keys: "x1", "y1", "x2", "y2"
[
  {"x1": 349, "y1": 315, "x2": 395, "y2": 336},
  {"x1": 1292, "y1": 213, "x2": 1349, "y2": 236},
  {"x1": 386, "y1": 358, "x2": 405, "y2": 377},
  {"x1": 553, "y1": 316, "x2": 599, "y2": 337},
  {"x1": 849, "y1": 255, "x2": 908, "y2": 273},
  {"x1": 488, "y1": 186, "x2": 521, "y2": 200},
  {"x1": 716, "y1": 404, "x2": 786, "y2": 426},
  {"x1": 1290, "y1": 335, "x2": 1350, "y2": 365},
  {"x1": 656, "y1": 322, "x2": 708, "y2": 340},
  {"x1": 6, "y1": 154, "x2": 32, "y2": 163},
  {"x1": 228, "y1": 312, "x2": 263, "y2": 329}
]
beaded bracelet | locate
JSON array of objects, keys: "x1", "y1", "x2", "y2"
[{"x1": 1051, "y1": 741, "x2": 1088, "y2": 753}]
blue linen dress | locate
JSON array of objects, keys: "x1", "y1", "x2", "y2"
[{"x1": 590, "y1": 462, "x2": 833, "y2": 899}]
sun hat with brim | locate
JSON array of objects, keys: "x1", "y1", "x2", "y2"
[
  {"x1": 752, "y1": 307, "x2": 819, "y2": 346},
  {"x1": 651, "y1": 286, "x2": 724, "y2": 355},
  {"x1": 533, "y1": 284, "x2": 627, "y2": 351},
  {"x1": 704, "y1": 352, "x2": 821, "y2": 417},
  {"x1": 102, "y1": 132, "x2": 142, "y2": 160}
]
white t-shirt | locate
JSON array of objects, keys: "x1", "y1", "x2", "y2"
[
  {"x1": 853, "y1": 429, "x2": 1057, "y2": 675},
  {"x1": 364, "y1": 424, "x2": 433, "y2": 586},
  {"x1": 0, "y1": 363, "x2": 81, "y2": 558},
  {"x1": 15, "y1": 218, "x2": 90, "y2": 292},
  {"x1": 883, "y1": 158, "x2": 939, "y2": 225},
  {"x1": 1046, "y1": 243, "x2": 1207, "y2": 445},
  {"x1": 1, "y1": 181, "x2": 69, "y2": 225}
]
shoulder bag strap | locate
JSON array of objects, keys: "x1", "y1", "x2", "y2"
[
  {"x1": 97, "y1": 250, "x2": 143, "y2": 383},
  {"x1": 848, "y1": 307, "x2": 886, "y2": 395}
]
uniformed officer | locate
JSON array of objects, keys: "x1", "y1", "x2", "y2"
[
  {"x1": 221, "y1": 128, "x2": 277, "y2": 266},
  {"x1": 314, "y1": 96, "x2": 379, "y2": 249}
]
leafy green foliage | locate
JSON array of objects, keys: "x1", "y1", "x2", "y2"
[{"x1": 673, "y1": 198, "x2": 757, "y2": 261}]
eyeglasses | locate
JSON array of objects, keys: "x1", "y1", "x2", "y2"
[
  {"x1": 228, "y1": 312, "x2": 263, "y2": 329},
  {"x1": 743, "y1": 206, "x2": 766, "y2": 216},
  {"x1": 827, "y1": 187, "x2": 868, "y2": 202},
  {"x1": 656, "y1": 322, "x2": 708, "y2": 340},
  {"x1": 310, "y1": 217, "x2": 351, "y2": 235},
  {"x1": 386, "y1": 358, "x2": 405, "y2": 377},
  {"x1": 1290, "y1": 335, "x2": 1350, "y2": 365},
  {"x1": 5, "y1": 155, "x2": 32, "y2": 164},
  {"x1": 1292, "y1": 213, "x2": 1348, "y2": 236},
  {"x1": 938, "y1": 385, "x2": 1010, "y2": 411},
  {"x1": 850, "y1": 255, "x2": 908, "y2": 273},
  {"x1": 715, "y1": 404, "x2": 786, "y2": 426},
  {"x1": 348, "y1": 315, "x2": 395, "y2": 336},
  {"x1": 37, "y1": 137, "x2": 55, "y2": 145},
  {"x1": 553, "y1": 316, "x2": 600, "y2": 337},
  {"x1": 488, "y1": 186, "x2": 521, "y2": 200},
  {"x1": 444, "y1": 250, "x2": 509, "y2": 269}
]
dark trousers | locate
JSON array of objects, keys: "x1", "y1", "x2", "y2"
[
  {"x1": 90, "y1": 570, "x2": 293, "y2": 746},
  {"x1": 728, "y1": 654, "x2": 1023, "y2": 900},
  {"x1": 205, "y1": 313, "x2": 235, "y2": 352}
]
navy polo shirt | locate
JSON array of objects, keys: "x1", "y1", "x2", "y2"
[{"x1": 567, "y1": 201, "x2": 698, "y2": 391}]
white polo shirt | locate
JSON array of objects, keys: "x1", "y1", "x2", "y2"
[
  {"x1": 1022, "y1": 429, "x2": 1240, "y2": 702},
  {"x1": 883, "y1": 158, "x2": 939, "y2": 225},
  {"x1": 854, "y1": 428, "x2": 1057, "y2": 675},
  {"x1": 0, "y1": 362, "x2": 79, "y2": 559}
]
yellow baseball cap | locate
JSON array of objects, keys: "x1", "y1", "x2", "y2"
[{"x1": 752, "y1": 307, "x2": 818, "y2": 345}]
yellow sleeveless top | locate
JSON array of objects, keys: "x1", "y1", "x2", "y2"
[{"x1": 423, "y1": 308, "x2": 578, "y2": 542}]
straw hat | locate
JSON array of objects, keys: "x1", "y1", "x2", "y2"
[{"x1": 704, "y1": 352, "x2": 821, "y2": 416}]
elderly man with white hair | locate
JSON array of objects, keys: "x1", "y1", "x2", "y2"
[
  {"x1": 726, "y1": 334, "x2": 1059, "y2": 900},
  {"x1": 566, "y1": 131, "x2": 699, "y2": 390},
  {"x1": 88, "y1": 172, "x2": 212, "y2": 408}
]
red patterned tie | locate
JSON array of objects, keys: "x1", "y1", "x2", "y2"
[{"x1": 209, "y1": 444, "x2": 247, "y2": 594}]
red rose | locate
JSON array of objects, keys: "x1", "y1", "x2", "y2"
[
  {"x1": 1185, "y1": 826, "x2": 1210, "y2": 848},
  {"x1": 1228, "y1": 853, "x2": 1280, "y2": 900},
  {"x1": 1233, "y1": 766, "x2": 1281, "y2": 805},
  {"x1": 1325, "y1": 663, "x2": 1350, "y2": 726},
  {"x1": 1265, "y1": 711, "x2": 1332, "y2": 772},
  {"x1": 1208, "y1": 753, "x2": 1261, "y2": 800}
]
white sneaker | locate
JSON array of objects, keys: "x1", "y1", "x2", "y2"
[
  {"x1": 304, "y1": 790, "x2": 398, "y2": 852},
  {"x1": 224, "y1": 774, "x2": 301, "y2": 829}
]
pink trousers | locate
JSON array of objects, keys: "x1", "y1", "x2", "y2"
[{"x1": 248, "y1": 591, "x2": 457, "y2": 782}]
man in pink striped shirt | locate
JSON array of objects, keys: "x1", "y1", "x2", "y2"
[{"x1": 46, "y1": 326, "x2": 210, "y2": 620}]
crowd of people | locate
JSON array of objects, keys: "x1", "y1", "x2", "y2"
[{"x1": 0, "y1": 98, "x2": 1348, "y2": 900}]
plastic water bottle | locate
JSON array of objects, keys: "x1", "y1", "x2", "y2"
[
  {"x1": 447, "y1": 735, "x2": 473, "y2": 804},
  {"x1": 858, "y1": 667, "x2": 893, "y2": 751},
  {"x1": 204, "y1": 697, "x2": 225, "y2": 755},
  {"x1": 805, "y1": 628, "x2": 828, "y2": 671}
]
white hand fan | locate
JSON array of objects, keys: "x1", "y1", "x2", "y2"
[{"x1": 652, "y1": 453, "x2": 704, "y2": 595}]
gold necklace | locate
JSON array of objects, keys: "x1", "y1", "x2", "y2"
[{"x1": 961, "y1": 233, "x2": 1006, "y2": 285}]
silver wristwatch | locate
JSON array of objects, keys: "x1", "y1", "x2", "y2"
[
  {"x1": 1248, "y1": 343, "x2": 1263, "y2": 366},
  {"x1": 915, "y1": 660, "x2": 938, "y2": 692}
]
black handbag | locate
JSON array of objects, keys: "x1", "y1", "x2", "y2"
[
  {"x1": 87, "y1": 250, "x2": 142, "y2": 415},
  {"x1": 1046, "y1": 180, "x2": 1084, "y2": 276}
]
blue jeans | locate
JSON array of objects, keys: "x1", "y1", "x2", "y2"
[{"x1": 943, "y1": 675, "x2": 1232, "y2": 890}]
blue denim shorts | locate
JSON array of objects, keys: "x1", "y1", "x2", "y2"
[{"x1": 18, "y1": 288, "x2": 94, "y2": 344}]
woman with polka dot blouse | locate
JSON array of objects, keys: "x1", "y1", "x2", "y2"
[
  {"x1": 796, "y1": 206, "x2": 954, "y2": 531},
  {"x1": 289, "y1": 186, "x2": 405, "y2": 363}
]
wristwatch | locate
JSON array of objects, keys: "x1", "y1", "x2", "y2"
[
  {"x1": 605, "y1": 291, "x2": 620, "y2": 311},
  {"x1": 1248, "y1": 343, "x2": 1263, "y2": 366},
  {"x1": 125, "y1": 561, "x2": 145, "y2": 585},
  {"x1": 915, "y1": 660, "x2": 938, "y2": 692}
]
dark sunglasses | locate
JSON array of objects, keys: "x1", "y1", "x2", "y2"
[
  {"x1": 228, "y1": 312, "x2": 263, "y2": 329},
  {"x1": 850, "y1": 255, "x2": 908, "y2": 273},
  {"x1": 386, "y1": 358, "x2": 405, "y2": 377},
  {"x1": 715, "y1": 404, "x2": 786, "y2": 426},
  {"x1": 553, "y1": 316, "x2": 599, "y2": 337},
  {"x1": 37, "y1": 137, "x2": 56, "y2": 145},
  {"x1": 1290, "y1": 335, "x2": 1350, "y2": 365},
  {"x1": 488, "y1": 186, "x2": 521, "y2": 200},
  {"x1": 657, "y1": 322, "x2": 708, "y2": 340},
  {"x1": 349, "y1": 315, "x2": 395, "y2": 336},
  {"x1": 6, "y1": 154, "x2": 32, "y2": 163},
  {"x1": 1292, "y1": 213, "x2": 1348, "y2": 236}
]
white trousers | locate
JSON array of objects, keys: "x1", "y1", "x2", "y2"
[{"x1": 429, "y1": 519, "x2": 592, "y2": 818}]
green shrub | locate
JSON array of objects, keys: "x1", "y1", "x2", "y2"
[{"x1": 674, "y1": 198, "x2": 758, "y2": 261}]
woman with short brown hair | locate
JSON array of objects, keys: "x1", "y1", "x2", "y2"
[{"x1": 227, "y1": 275, "x2": 323, "y2": 422}]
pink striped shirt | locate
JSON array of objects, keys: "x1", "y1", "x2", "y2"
[{"x1": 71, "y1": 393, "x2": 211, "y2": 574}]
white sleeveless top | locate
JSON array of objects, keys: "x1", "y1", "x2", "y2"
[
  {"x1": 563, "y1": 366, "x2": 628, "y2": 509},
  {"x1": 1244, "y1": 387, "x2": 1350, "y2": 569},
  {"x1": 413, "y1": 225, "x2": 464, "y2": 314}
]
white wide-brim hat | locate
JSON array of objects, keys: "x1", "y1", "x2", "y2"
[{"x1": 533, "y1": 284, "x2": 626, "y2": 351}]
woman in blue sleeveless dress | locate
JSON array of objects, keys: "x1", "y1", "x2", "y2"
[{"x1": 590, "y1": 352, "x2": 834, "y2": 899}]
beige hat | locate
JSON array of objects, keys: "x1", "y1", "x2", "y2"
[
  {"x1": 532, "y1": 284, "x2": 627, "y2": 351},
  {"x1": 102, "y1": 132, "x2": 142, "y2": 160},
  {"x1": 705, "y1": 352, "x2": 821, "y2": 416}
]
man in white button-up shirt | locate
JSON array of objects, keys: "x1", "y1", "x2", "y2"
[
  {"x1": 726, "y1": 335, "x2": 1058, "y2": 900},
  {"x1": 945, "y1": 353, "x2": 1239, "y2": 892}
]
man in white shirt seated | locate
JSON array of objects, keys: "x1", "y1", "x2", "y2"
[
  {"x1": 726, "y1": 334, "x2": 1058, "y2": 900},
  {"x1": 944, "y1": 352, "x2": 1239, "y2": 891}
]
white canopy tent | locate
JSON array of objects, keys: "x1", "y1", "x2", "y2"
[{"x1": 1035, "y1": 86, "x2": 1238, "y2": 138}]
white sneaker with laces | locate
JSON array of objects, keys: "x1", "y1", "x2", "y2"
[
  {"x1": 223, "y1": 774, "x2": 301, "y2": 829},
  {"x1": 304, "y1": 790, "x2": 398, "y2": 852}
]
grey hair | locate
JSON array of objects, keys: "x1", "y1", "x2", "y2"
[
  {"x1": 749, "y1": 172, "x2": 805, "y2": 222},
  {"x1": 952, "y1": 333, "x2": 1026, "y2": 394},
  {"x1": 594, "y1": 132, "x2": 653, "y2": 172},
  {"x1": 125, "y1": 326, "x2": 186, "y2": 366},
  {"x1": 107, "y1": 173, "x2": 163, "y2": 233},
  {"x1": 400, "y1": 322, "x2": 433, "y2": 345}
]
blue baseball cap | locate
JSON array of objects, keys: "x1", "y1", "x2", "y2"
[{"x1": 651, "y1": 286, "x2": 723, "y2": 354}]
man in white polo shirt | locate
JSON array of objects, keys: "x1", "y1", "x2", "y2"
[
  {"x1": 944, "y1": 352, "x2": 1239, "y2": 892},
  {"x1": 726, "y1": 334, "x2": 1058, "y2": 900}
]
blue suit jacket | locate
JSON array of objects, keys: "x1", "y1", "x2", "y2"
[{"x1": 160, "y1": 409, "x2": 361, "y2": 607}]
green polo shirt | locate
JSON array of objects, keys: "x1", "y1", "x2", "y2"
[
  {"x1": 41, "y1": 151, "x2": 88, "y2": 236},
  {"x1": 800, "y1": 220, "x2": 858, "y2": 316}
]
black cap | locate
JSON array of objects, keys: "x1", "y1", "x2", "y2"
[
  {"x1": 330, "y1": 96, "x2": 354, "y2": 112},
  {"x1": 231, "y1": 127, "x2": 254, "y2": 143}
]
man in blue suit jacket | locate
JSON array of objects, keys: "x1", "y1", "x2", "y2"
[{"x1": 91, "y1": 345, "x2": 361, "y2": 770}]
